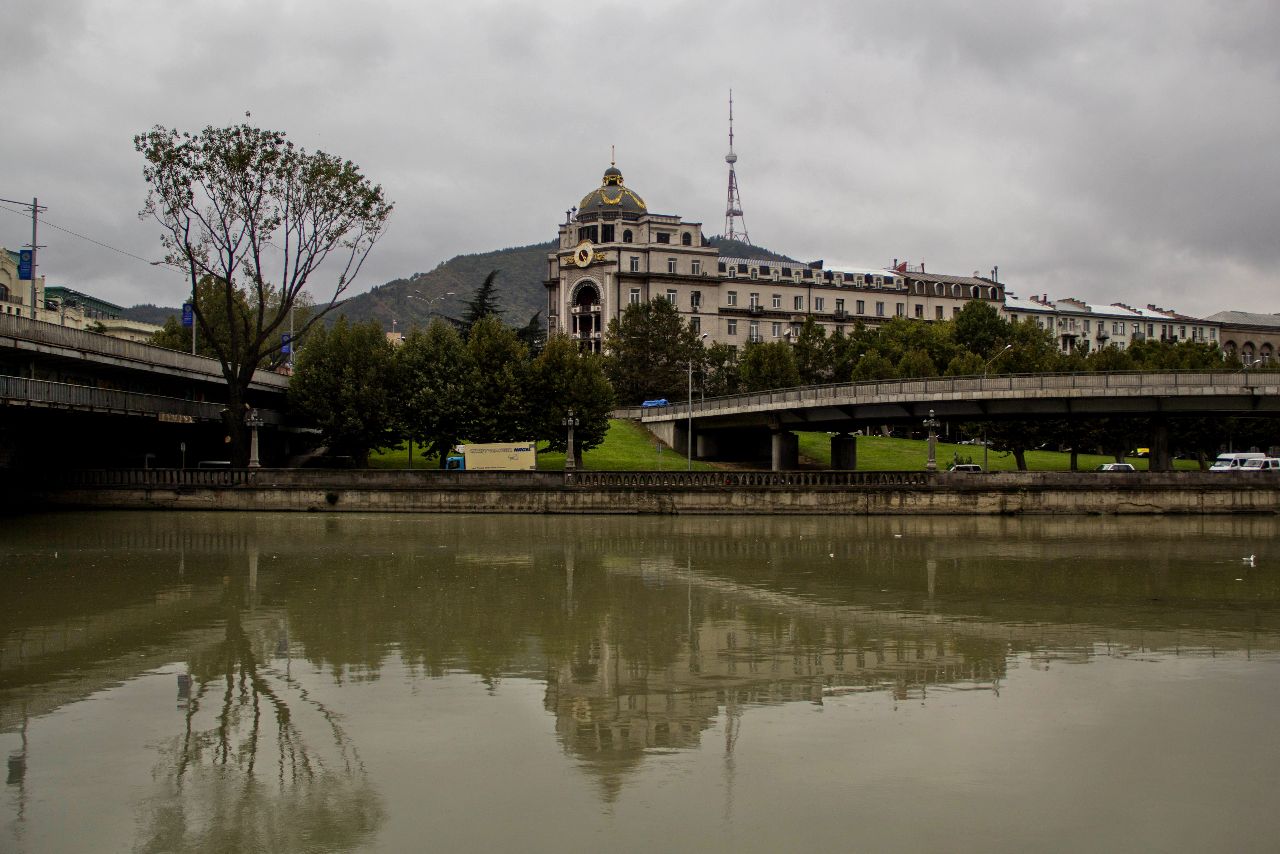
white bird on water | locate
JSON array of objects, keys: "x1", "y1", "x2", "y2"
[{"x1": 1242, "y1": 555, "x2": 1256, "y2": 566}]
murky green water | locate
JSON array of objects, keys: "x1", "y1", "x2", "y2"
[{"x1": 3, "y1": 512, "x2": 1279, "y2": 853}]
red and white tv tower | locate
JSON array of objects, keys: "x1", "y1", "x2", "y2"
[{"x1": 724, "y1": 90, "x2": 750, "y2": 244}]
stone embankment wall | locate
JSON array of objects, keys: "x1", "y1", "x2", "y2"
[{"x1": 10, "y1": 469, "x2": 1280, "y2": 515}]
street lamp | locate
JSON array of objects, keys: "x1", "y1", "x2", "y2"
[
  {"x1": 408, "y1": 291, "x2": 455, "y2": 319},
  {"x1": 562, "y1": 408, "x2": 579, "y2": 473},
  {"x1": 245, "y1": 408, "x2": 265, "y2": 468},
  {"x1": 688, "y1": 332, "x2": 709, "y2": 470},
  {"x1": 923, "y1": 408, "x2": 940, "y2": 472},
  {"x1": 981, "y1": 344, "x2": 1013, "y2": 471}
]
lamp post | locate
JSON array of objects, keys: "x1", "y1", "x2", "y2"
[
  {"x1": 981, "y1": 344, "x2": 1013, "y2": 471},
  {"x1": 562, "y1": 408, "x2": 579, "y2": 473},
  {"x1": 408, "y1": 291, "x2": 455, "y2": 319},
  {"x1": 245, "y1": 408, "x2": 265, "y2": 468},
  {"x1": 687, "y1": 333, "x2": 709, "y2": 470},
  {"x1": 924, "y1": 408, "x2": 940, "y2": 472}
]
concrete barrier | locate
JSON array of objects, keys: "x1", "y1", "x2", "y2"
[{"x1": 11, "y1": 468, "x2": 1280, "y2": 516}]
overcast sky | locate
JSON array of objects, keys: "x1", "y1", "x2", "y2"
[{"x1": 2, "y1": 0, "x2": 1277, "y2": 317}]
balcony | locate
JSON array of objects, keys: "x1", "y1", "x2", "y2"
[
  {"x1": 570, "y1": 304, "x2": 601, "y2": 314},
  {"x1": 748, "y1": 304, "x2": 764, "y2": 316},
  {"x1": 833, "y1": 309, "x2": 848, "y2": 321}
]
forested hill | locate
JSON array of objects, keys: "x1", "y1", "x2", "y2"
[
  {"x1": 332, "y1": 241, "x2": 555, "y2": 330},
  {"x1": 123, "y1": 237, "x2": 799, "y2": 331}
]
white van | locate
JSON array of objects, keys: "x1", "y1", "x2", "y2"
[
  {"x1": 1240, "y1": 457, "x2": 1280, "y2": 472},
  {"x1": 1210, "y1": 452, "x2": 1266, "y2": 471}
]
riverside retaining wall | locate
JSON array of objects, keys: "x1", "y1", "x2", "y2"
[{"x1": 9, "y1": 469, "x2": 1280, "y2": 515}]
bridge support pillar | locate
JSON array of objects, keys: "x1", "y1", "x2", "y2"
[
  {"x1": 1150, "y1": 418, "x2": 1173, "y2": 472},
  {"x1": 831, "y1": 433, "x2": 857, "y2": 470},
  {"x1": 771, "y1": 431, "x2": 799, "y2": 472}
]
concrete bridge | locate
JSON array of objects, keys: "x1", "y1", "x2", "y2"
[
  {"x1": 0, "y1": 313, "x2": 292, "y2": 468},
  {"x1": 627, "y1": 370, "x2": 1280, "y2": 470}
]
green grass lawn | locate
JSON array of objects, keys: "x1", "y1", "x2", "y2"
[
  {"x1": 370, "y1": 422, "x2": 1202, "y2": 472},
  {"x1": 369, "y1": 419, "x2": 718, "y2": 471}
]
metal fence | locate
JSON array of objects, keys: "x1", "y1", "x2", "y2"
[
  {"x1": 0, "y1": 375, "x2": 240, "y2": 421},
  {"x1": 625, "y1": 369, "x2": 1280, "y2": 420},
  {"x1": 0, "y1": 313, "x2": 288, "y2": 390}
]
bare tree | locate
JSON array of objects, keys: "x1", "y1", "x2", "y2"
[{"x1": 136, "y1": 122, "x2": 392, "y2": 464}]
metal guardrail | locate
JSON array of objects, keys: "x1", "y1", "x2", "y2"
[
  {"x1": 568, "y1": 470, "x2": 934, "y2": 488},
  {"x1": 0, "y1": 313, "x2": 288, "y2": 390},
  {"x1": 628, "y1": 370, "x2": 1280, "y2": 420},
  {"x1": 0, "y1": 376, "x2": 283, "y2": 424}
]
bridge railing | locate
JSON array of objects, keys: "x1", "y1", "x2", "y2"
[
  {"x1": 632, "y1": 369, "x2": 1277, "y2": 418},
  {"x1": 0, "y1": 376, "x2": 284, "y2": 423},
  {"x1": 0, "y1": 313, "x2": 288, "y2": 390},
  {"x1": 568, "y1": 470, "x2": 934, "y2": 488}
]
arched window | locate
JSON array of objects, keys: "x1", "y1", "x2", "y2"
[
  {"x1": 934, "y1": 283, "x2": 942, "y2": 296},
  {"x1": 971, "y1": 286, "x2": 980, "y2": 299},
  {"x1": 681, "y1": 232, "x2": 692, "y2": 246},
  {"x1": 622, "y1": 230, "x2": 633, "y2": 243},
  {"x1": 0, "y1": 283, "x2": 8, "y2": 302}
]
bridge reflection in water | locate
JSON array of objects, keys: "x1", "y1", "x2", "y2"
[{"x1": 2, "y1": 512, "x2": 1277, "y2": 848}]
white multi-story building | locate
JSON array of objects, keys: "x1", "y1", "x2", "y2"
[
  {"x1": 1003, "y1": 293, "x2": 1220, "y2": 354},
  {"x1": 545, "y1": 165, "x2": 1003, "y2": 351}
]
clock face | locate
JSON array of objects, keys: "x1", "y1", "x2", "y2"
[{"x1": 574, "y1": 241, "x2": 594, "y2": 268}]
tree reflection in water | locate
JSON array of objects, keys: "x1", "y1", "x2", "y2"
[{"x1": 135, "y1": 574, "x2": 383, "y2": 853}]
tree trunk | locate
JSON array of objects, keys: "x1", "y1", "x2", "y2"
[
  {"x1": 224, "y1": 380, "x2": 249, "y2": 467},
  {"x1": 1070, "y1": 448, "x2": 1079, "y2": 472},
  {"x1": 1013, "y1": 448, "x2": 1028, "y2": 471}
]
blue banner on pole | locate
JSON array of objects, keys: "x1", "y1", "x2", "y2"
[
  {"x1": 181, "y1": 303, "x2": 193, "y2": 327},
  {"x1": 281, "y1": 333, "x2": 292, "y2": 355},
  {"x1": 18, "y1": 250, "x2": 32, "y2": 280}
]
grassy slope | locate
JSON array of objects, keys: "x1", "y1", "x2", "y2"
[{"x1": 373, "y1": 421, "x2": 1196, "y2": 472}]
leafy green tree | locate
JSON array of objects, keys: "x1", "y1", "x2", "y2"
[
  {"x1": 603, "y1": 298, "x2": 700, "y2": 403},
  {"x1": 738, "y1": 341, "x2": 801, "y2": 391},
  {"x1": 791, "y1": 318, "x2": 832, "y2": 385},
  {"x1": 851, "y1": 351, "x2": 897, "y2": 382},
  {"x1": 289, "y1": 318, "x2": 400, "y2": 465},
  {"x1": 952, "y1": 300, "x2": 1008, "y2": 359},
  {"x1": 531, "y1": 334, "x2": 614, "y2": 462},
  {"x1": 944, "y1": 351, "x2": 987, "y2": 376},
  {"x1": 897, "y1": 348, "x2": 939, "y2": 378},
  {"x1": 136, "y1": 121, "x2": 391, "y2": 465},
  {"x1": 396, "y1": 320, "x2": 474, "y2": 466},
  {"x1": 463, "y1": 315, "x2": 532, "y2": 442},
  {"x1": 461, "y1": 270, "x2": 503, "y2": 338},
  {"x1": 1084, "y1": 345, "x2": 1135, "y2": 372},
  {"x1": 515, "y1": 310, "x2": 545, "y2": 357},
  {"x1": 701, "y1": 342, "x2": 741, "y2": 398},
  {"x1": 149, "y1": 275, "x2": 252, "y2": 359}
]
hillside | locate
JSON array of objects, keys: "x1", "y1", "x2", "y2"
[{"x1": 124, "y1": 236, "x2": 799, "y2": 333}]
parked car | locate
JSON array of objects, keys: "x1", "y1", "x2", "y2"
[
  {"x1": 1210, "y1": 452, "x2": 1266, "y2": 471},
  {"x1": 1096, "y1": 463, "x2": 1136, "y2": 472},
  {"x1": 1240, "y1": 457, "x2": 1280, "y2": 471},
  {"x1": 641, "y1": 399, "x2": 669, "y2": 408},
  {"x1": 948, "y1": 464, "x2": 984, "y2": 472}
]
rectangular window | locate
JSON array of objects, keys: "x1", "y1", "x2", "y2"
[
  {"x1": 690, "y1": 290, "x2": 702, "y2": 308},
  {"x1": 936, "y1": 306, "x2": 944, "y2": 320},
  {"x1": 1210, "y1": 328, "x2": 1217, "y2": 340},
  {"x1": 629, "y1": 256, "x2": 640, "y2": 273},
  {"x1": 855, "y1": 300, "x2": 864, "y2": 314},
  {"x1": 691, "y1": 315, "x2": 701, "y2": 334},
  {"x1": 876, "y1": 301, "x2": 885, "y2": 317},
  {"x1": 835, "y1": 298, "x2": 845, "y2": 313},
  {"x1": 896, "y1": 303, "x2": 905, "y2": 317},
  {"x1": 656, "y1": 232, "x2": 670, "y2": 244},
  {"x1": 793, "y1": 295, "x2": 804, "y2": 310},
  {"x1": 666, "y1": 289, "x2": 677, "y2": 304},
  {"x1": 749, "y1": 320, "x2": 760, "y2": 342},
  {"x1": 692, "y1": 260, "x2": 702, "y2": 275},
  {"x1": 1147, "y1": 323, "x2": 1154, "y2": 337},
  {"x1": 814, "y1": 297, "x2": 825, "y2": 311},
  {"x1": 667, "y1": 257, "x2": 677, "y2": 274},
  {"x1": 727, "y1": 291, "x2": 737, "y2": 306},
  {"x1": 601, "y1": 224, "x2": 615, "y2": 243},
  {"x1": 915, "y1": 304, "x2": 923, "y2": 318},
  {"x1": 769, "y1": 293, "x2": 780, "y2": 309},
  {"x1": 952, "y1": 307, "x2": 960, "y2": 318},
  {"x1": 749, "y1": 292, "x2": 760, "y2": 308},
  {"x1": 727, "y1": 318, "x2": 738, "y2": 335},
  {"x1": 629, "y1": 288, "x2": 640, "y2": 305},
  {"x1": 771, "y1": 322, "x2": 782, "y2": 338}
]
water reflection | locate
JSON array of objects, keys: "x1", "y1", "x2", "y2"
[{"x1": 2, "y1": 512, "x2": 1278, "y2": 847}]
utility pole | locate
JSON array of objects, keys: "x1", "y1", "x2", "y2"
[{"x1": 1, "y1": 196, "x2": 46, "y2": 321}]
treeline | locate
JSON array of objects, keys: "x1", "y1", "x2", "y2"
[{"x1": 289, "y1": 315, "x2": 612, "y2": 466}]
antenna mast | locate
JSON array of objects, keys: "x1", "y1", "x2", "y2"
[{"x1": 724, "y1": 90, "x2": 749, "y2": 244}]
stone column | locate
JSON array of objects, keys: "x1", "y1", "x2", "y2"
[
  {"x1": 771, "y1": 431, "x2": 798, "y2": 471},
  {"x1": 1150, "y1": 418, "x2": 1172, "y2": 472},
  {"x1": 831, "y1": 433, "x2": 857, "y2": 470}
]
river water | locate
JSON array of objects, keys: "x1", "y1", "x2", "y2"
[{"x1": 2, "y1": 511, "x2": 1278, "y2": 853}]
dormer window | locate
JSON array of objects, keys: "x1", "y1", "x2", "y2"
[
  {"x1": 681, "y1": 232, "x2": 692, "y2": 246},
  {"x1": 656, "y1": 232, "x2": 670, "y2": 244}
]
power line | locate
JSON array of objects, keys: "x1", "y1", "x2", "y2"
[{"x1": 0, "y1": 201, "x2": 175, "y2": 268}]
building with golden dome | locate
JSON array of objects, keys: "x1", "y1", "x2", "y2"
[{"x1": 545, "y1": 164, "x2": 1008, "y2": 353}]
